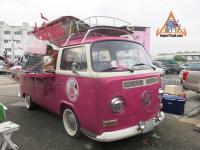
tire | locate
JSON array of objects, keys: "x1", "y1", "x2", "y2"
[
  {"x1": 63, "y1": 108, "x2": 80, "y2": 137},
  {"x1": 25, "y1": 95, "x2": 35, "y2": 110},
  {"x1": 11, "y1": 74, "x2": 15, "y2": 78}
]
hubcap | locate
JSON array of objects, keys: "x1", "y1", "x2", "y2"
[
  {"x1": 63, "y1": 109, "x2": 77, "y2": 136},
  {"x1": 25, "y1": 95, "x2": 31, "y2": 108}
]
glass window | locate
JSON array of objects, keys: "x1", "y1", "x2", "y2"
[
  {"x1": 15, "y1": 40, "x2": 20, "y2": 43},
  {"x1": 4, "y1": 31, "x2": 10, "y2": 34},
  {"x1": 4, "y1": 40, "x2": 9, "y2": 43},
  {"x1": 60, "y1": 46, "x2": 87, "y2": 71},
  {"x1": 153, "y1": 61, "x2": 163, "y2": 68},
  {"x1": 15, "y1": 31, "x2": 21, "y2": 35},
  {"x1": 5, "y1": 48, "x2": 11, "y2": 51},
  {"x1": 91, "y1": 40, "x2": 152, "y2": 72},
  {"x1": 188, "y1": 63, "x2": 200, "y2": 71}
]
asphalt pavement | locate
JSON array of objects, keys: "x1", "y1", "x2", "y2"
[{"x1": 0, "y1": 74, "x2": 200, "y2": 150}]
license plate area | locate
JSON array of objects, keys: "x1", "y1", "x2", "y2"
[{"x1": 142, "y1": 119, "x2": 154, "y2": 133}]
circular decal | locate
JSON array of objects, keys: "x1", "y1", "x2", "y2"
[
  {"x1": 141, "y1": 90, "x2": 152, "y2": 106},
  {"x1": 66, "y1": 77, "x2": 79, "y2": 101}
]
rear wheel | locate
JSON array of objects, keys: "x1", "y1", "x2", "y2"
[
  {"x1": 63, "y1": 108, "x2": 80, "y2": 137},
  {"x1": 25, "y1": 95, "x2": 35, "y2": 110}
]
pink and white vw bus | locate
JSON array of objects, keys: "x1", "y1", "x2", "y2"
[{"x1": 19, "y1": 17, "x2": 164, "y2": 142}]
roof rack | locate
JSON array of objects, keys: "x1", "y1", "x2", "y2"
[
  {"x1": 76, "y1": 16, "x2": 130, "y2": 28},
  {"x1": 30, "y1": 16, "x2": 135, "y2": 47},
  {"x1": 64, "y1": 16, "x2": 134, "y2": 46}
]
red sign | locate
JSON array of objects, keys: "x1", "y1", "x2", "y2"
[
  {"x1": 34, "y1": 22, "x2": 65, "y2": 41},
  {"x1": 30, "y1": 16, "x2": 89, "y2": 47}
]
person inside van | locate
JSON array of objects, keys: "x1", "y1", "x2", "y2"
[{"x1": 43, "y1": 45, "x2": 58, "y2": 70}]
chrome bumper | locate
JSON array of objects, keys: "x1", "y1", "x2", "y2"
[{"x1": 94, "y1": 111, "x2": 165, "y2": 142}]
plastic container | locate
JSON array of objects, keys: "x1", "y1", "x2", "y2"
[{"x1": 162, "y1": 95, "x2": 185, "y2": 115}]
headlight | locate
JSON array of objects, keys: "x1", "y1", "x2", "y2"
[{"x1": 110, "y1": 97, "x2": 124, "y2": 113}]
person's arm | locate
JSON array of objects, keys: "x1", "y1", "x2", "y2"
[
  {"x1": 43, "y1": 53, "x2": 57, "y2": 69},
  {"x1": 43, "y1": 57, "x2": 55, "y2": 68}
]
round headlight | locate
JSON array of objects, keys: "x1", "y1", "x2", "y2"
[{"x1": 110, "y1": 97, "x2": 124, "y2": 113}]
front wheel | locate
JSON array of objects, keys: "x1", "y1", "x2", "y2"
[
  {"x1": 25, "y1": 95, "x2": 35, "y2": 110},
  {"x1": 63, "y1": 108, "x2": 80, "y2": 137}
]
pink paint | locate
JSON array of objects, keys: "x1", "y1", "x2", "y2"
[
  {"x1": 19, "y1": 34, "x2": 164, "y2": 142},
  {"x1": 62, "y1": 36, "x2": 131, "y2": 47},
  {"x1": 132, "y1": 26, "x2": 150, "y2": 54}
]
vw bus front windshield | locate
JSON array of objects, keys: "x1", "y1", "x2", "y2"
[{"x1": 91, "y1": 40, "x2": 153, "y2": 72}]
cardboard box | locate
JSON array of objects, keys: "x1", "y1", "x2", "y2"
[{"x1": 165, "y1": 85, "x2": 183, "y2": 95}]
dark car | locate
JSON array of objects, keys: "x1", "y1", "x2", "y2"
[{"x1": 157, "y1": 59, "x2": 181, "y2": 74}]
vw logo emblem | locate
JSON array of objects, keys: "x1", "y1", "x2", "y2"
[{"x1": 141, "y1": 90, "x2": 152, "y2": 106}]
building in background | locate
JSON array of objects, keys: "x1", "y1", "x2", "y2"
[
  {"x1": 0, "y1": 21, "x2": 32, "y2": 60},
  {"x1": 131, "y1": 26, "x2": 150, "y2": 54},
  {"x1": 153, "y1": 53, "x2": 174, "y2": 60},
  {"x1": 175, "y1": 52, "x2": 200, "y2": 63}
]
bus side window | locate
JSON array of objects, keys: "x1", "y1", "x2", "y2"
[{"x1": 60, "y1": 46, "x2": 87, "y2": 71}]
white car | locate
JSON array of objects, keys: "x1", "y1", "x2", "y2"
[
  {"x1": 0, "y1": 61, "x2": 5, "y2": 71},
  {"x1": 152, "y1": 61, "x2": 166, "y2": 76},
  {"x1": 155, "y1": 67, "x2": 165, "y2": 76}
]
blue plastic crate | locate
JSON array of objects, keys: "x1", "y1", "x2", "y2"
[{"x1": 162, "y1": 95, "x2": 185, "y2": 115}]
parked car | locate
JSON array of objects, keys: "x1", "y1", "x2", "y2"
[
  {"x1": 181, "y1": 64, "x2": 188, "y2": 70},
  {"x1": 0, "y1": 60, "x2": 4, "y2": 69},
  {"x1": 154, "y1": 67, "x2": 165, "y2": 76},
  {"x1": 10, "y1": 63, "x2": 22, "y2": 78},
  {"x1": 0, "y1": 60, "x2": 5, "y2": 74},
  {"x1": 157, "y1": 59, "x2": 180, "y2": 74},
  {"x1": 152, "y1": 61, "x2": 165, "y2": 76},
  {"x1": 182, "y1": 63, "x2": 200, "y2": 93},
  {"x1": 180, "y1": 63, "x2": 199, "y2": 83}
]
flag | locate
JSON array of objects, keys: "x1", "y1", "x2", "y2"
[
  {"x1": 40, "y1": 13, "x2": 49, "y2": 22},
  {"x1": 34, "y1": 22, "x2": 39, "y2": 32},
  {"x1": 34, "y1": 22, "x2": 40, "y2": 39}
]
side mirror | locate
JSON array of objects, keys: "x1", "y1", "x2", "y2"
[{"x1": 72, "y1": 62, "x2": 78, "y2": 74}]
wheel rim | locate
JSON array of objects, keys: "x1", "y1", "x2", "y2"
[
  {"x1": 63, "y1": 109, "x2": 77, "y2": 136},
  {"x1": 25, "y1": 95, "x2": 31, "y2": 109}
]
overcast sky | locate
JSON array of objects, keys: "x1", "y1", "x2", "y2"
[{"x1": 0, "y1": 0, "x2": 199, "y2": 55}]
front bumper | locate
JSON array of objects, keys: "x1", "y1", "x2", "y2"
[{"x1": 94, "y1": 111, "x2": 165, "y2": 142}]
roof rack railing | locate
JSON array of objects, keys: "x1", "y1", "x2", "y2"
[
  {"x1": 81, "y1": 26, "x2": 135, "y2": 44},
  {"x1": 64, "y1": 16, "x2": 135, "y2": 46},
  {"x1": 75, "y1": 16, "x2": 131, "y2": 30}
]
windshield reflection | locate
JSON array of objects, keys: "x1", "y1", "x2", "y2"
[{"x1": 91, "y1": 40, "x2": 152, "y2": 72}]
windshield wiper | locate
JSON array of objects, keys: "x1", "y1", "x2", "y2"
[
  {"x1": 122, "y1": 67, "x2": 134, "y2": 73},
  {"x1": 133, "y1": 63, "x2": 156, "y2": 70},
  {"x1": 101, "y1": 67, "x2": 119, "y2": 72},
  {"x1": 133, "y1": 63, "x2": 146, "y2": 66},
  {"x1": 101, "y1": 67, "x2": 134, "y2": 72}
]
